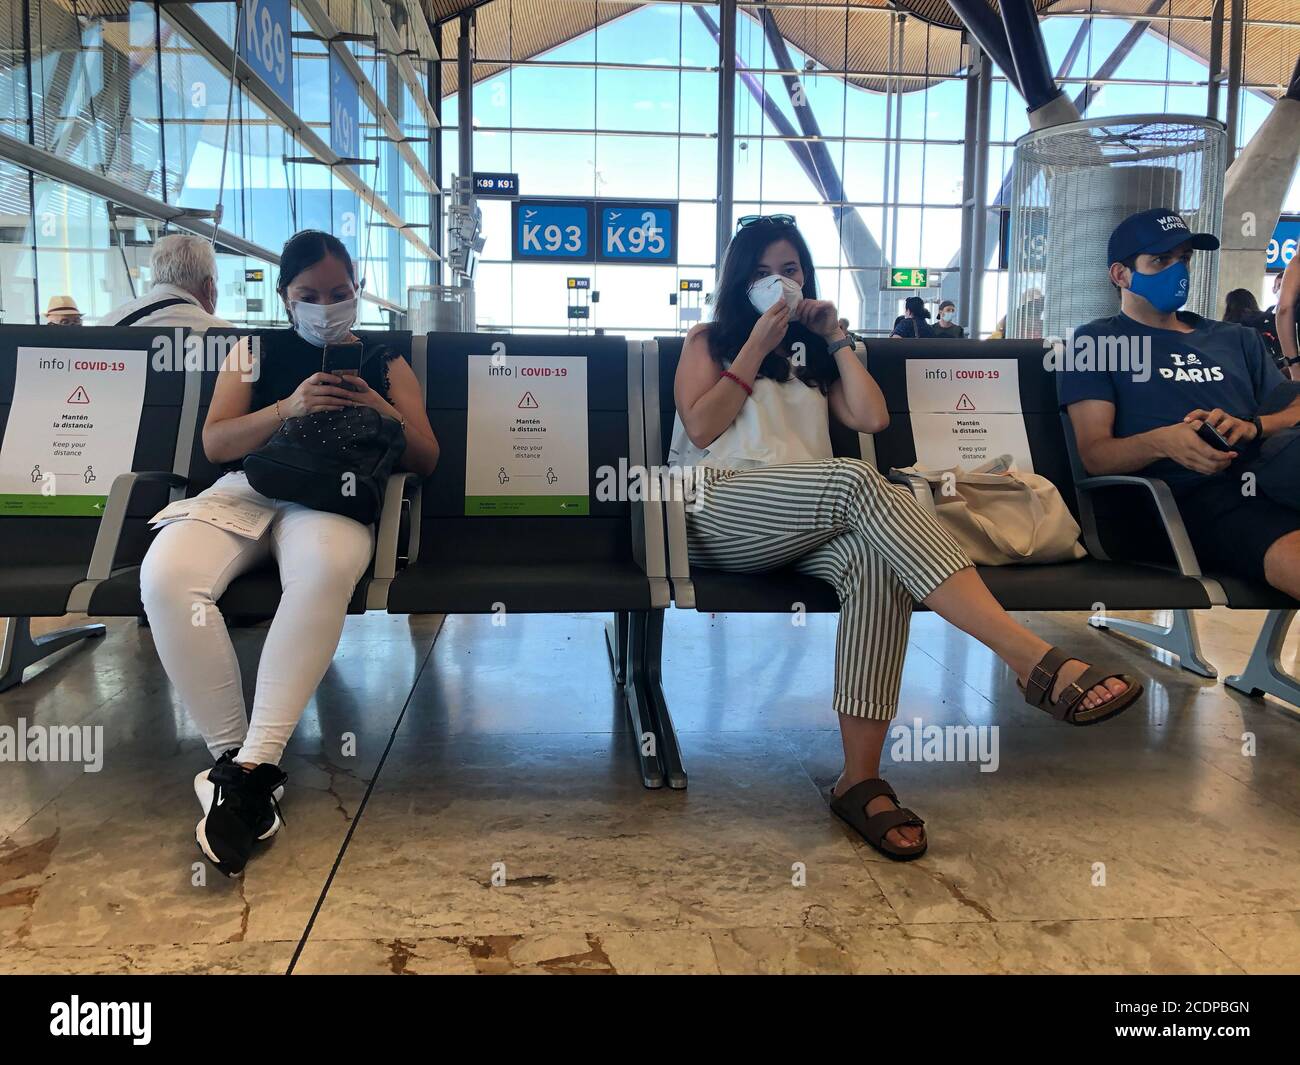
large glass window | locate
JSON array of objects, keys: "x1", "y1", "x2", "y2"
[
  {"x1": 5, "y1": 0, "x2": 437, "y2": 325},
  {"x1": 440, "y1": 0, "x2": 719, "y2": 337},
  {"x1": 1, "y1": 1, "x2": 1295, "y2": 330}
]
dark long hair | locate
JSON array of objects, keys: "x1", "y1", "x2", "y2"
[
  {"x1": 276, "y1": 229, "x2": 356, "y2": 297},
  {"x1": 1222, "y1": 288, "x2": 1260, "y2": 323},
  {"x1": 706, "y1": 221, "x2": 838, "y2": 392}
]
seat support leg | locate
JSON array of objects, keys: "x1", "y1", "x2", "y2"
[
  {"x1": 643, "y1": 608, "x2": 686, "y2": 789},
  {"x1": 0, "y1": 616, "x2": 107, "y2": 693},
  {"x1": 1090, "y1": 608, "x2": 1217, "y2": 678},
  {"x1": 605, "y1": 610, "x2": 629, "y2": 684},
  {"x1": 1225, "y1": 609, "x2": 1300, "y2": 709},
  {"x1": 623, "y1": 611, "x2": 665, "y2": 789}
]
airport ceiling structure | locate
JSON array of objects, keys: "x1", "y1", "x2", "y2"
[{"x1": 418, "y1": 0, "x2": 1299, "y2": 101}]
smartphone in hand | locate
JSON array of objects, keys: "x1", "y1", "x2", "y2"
[
  {"x1": 1195, "y1": 420, "x2": 1234, "y2": 452},
  {"x1": 323, "y1": 341, "x2": 364, "y2": 390}
]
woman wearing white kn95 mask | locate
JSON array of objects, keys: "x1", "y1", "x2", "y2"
[
  {"x1": 138, "y1": 229, "x2": 440, "y2": 880},
  {"x1": 667, "y1": 214, "x2": 1146, "y2": 862}
]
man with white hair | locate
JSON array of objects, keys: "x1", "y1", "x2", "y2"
[{"x1": 100, "y1": 233, "x2": 232, "y2": 329}]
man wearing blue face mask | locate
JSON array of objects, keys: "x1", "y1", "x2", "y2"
[{"x1": 1060, "y1": 208, "x2": 1300, "y2": 599}]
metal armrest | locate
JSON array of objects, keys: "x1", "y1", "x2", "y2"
[
  {"x1": 1075, "y1": 474, "x2": 1203, "y2": 577},
  {"x1": 887, "y1": 470, "x2": 938, "y2": 515},
  {"x1": 85, "y1": 470, "x2": 190, "y2": 582},
  {"x1": 372, "y1": 472, "x2": 423, "y2": 581},
  {"x1": 637, "y1": 478, "x2": 671, "y2": 608},
  {"x1": 662, "y1": 481, "x2": 696, "y2": 609}
]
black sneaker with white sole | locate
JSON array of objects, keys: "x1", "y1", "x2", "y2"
[
  {"x1": 193, "y1": 750, "x2": 285, "y2": 829},
  {"x1": 194, "y1": 752, "x2": 288, "y2": 878}
]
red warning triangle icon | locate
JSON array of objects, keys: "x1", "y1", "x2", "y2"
[
  {"x1": 955, "y1": 393, "x2": 975, "y2": 411},
  {"x1": 518, "y1": 391, "x2": 539, "y2": 409},
  {"x1": 67, "y1": 386, "x2": 90, "y2": 404}
]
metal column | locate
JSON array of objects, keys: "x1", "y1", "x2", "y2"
[
  {"x1": 945, "y1": 0, "x2": 1021, "y2": 97},
  {"x1": 997, "y1": 0, "x2": 1062, "y2": 112},
  {"x1": 430, "y1": 57, "x2": 443, "y2": 284},
  {"x1": 968, "y1": 49, "x2": 992, "y2": 336},
  {"x1": 1207, "y1": 0, "x2": 1224, "y2": 121},
  {"x1": 715, "y1": 0, "x2": 737, "y2": 272},
  {"x1": 457, "y1": 12, "x2": 473, "y2": 188},
  {"x1": 958, "y1": 39, "x2": 980, "y2": 322},
  {"x1": 1224, "y1": 0, "x2": 1245, "y2": 163}
]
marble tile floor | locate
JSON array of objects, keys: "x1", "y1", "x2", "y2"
[{"x1": 1, "y1": 606, "x2": 1298, "y2": 975}]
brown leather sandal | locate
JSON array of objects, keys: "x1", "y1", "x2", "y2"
[
  {"x1": 1018, "y1": 646, "x2": 1144, "y2": 725},
  {"x1": 829, "y1": 777, "x2": 927, "y2": 861}
]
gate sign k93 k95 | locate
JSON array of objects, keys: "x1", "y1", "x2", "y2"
[
  {"x1": 512, "y1": 199, "x2": 678, "y2": 264},
  {"x1": 243, "y1": 0, "x2": 293, "y2": 109}
]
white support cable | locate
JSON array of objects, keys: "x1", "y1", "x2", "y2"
[{"x1": 211, "y1": 0, "x2": 244, "y2": 245}]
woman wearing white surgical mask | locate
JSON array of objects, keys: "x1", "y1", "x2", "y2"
[
  {"x1": 668, "y1": 216, "x2": 1145, "y2": 861},
  {"x1": 138, "y1": 229, "x2": 439, "y2": 879}
]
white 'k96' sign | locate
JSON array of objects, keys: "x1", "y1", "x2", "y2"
[
  {"x1": 465, "y1": 354, "x2": 589, "y2": 515},
  {"x1": 904, "y1": 359, "x2": 1034, "y2": 472},
  {"x1": 0, "y1": 346, "x2": 148, "y2": 515}
]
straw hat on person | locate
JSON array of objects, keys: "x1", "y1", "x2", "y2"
[{"x1": 45, "y1": 295, "x2": 83, "y2": 323}]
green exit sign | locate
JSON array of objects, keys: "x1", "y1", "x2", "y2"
[{"x1": 888, "y1": 267, "x2": 929, "y2": 288}]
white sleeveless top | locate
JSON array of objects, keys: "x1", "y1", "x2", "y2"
[{"x1": 668, "y1": 368, "x2": 834, "y2": 471}]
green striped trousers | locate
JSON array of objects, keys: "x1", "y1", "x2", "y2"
[{"x1": 686, "y1": 458, "x2": 972, "y2": 721}]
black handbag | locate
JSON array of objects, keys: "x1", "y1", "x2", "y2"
[{"x1": 243, "y1": 405, "x2": 406, "y2": 525}]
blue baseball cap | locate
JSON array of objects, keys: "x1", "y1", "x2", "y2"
[{"x1": 1107, "y1": 208, "x2": 1219, "y2": 265}]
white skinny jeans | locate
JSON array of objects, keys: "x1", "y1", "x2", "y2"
[{"x1": 139, "y1": 472, "x2": 374, "y2": 766}]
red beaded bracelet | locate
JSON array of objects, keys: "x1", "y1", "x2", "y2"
[{"x1": 721, "y1": 370, "x2": 753, "y2": 396}]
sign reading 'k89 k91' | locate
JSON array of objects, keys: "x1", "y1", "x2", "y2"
[{"x1": 464, "y1": 355, "x2": 590, "y2": 515}]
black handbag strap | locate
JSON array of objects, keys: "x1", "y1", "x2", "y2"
[{"x1": 115, "y1": 296, "x2": 190, "y2": 326}]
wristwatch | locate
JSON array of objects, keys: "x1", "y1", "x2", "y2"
[
  {"x1": 1252, "y1": 415, "x2": 1265, "y2": 441},
  {"x1": 826, "y1": 335, "x2": 855, "y2": 356}
]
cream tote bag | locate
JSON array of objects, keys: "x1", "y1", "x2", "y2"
[{"x1": 895, "y1": 466, "x2": 1087, "y2": 566}]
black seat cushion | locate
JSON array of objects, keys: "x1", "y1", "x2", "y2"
[
  {"x1": 388, "y1": 560, "x2": 653, "y2": 614},
  {"x1": 87, "y1": 564, "x2": 370, "y2": 618},
  {"x1": 0, "y1": 565, "x2": 97, "y2": 617},
  {"x1": 1211, "y1": 574, "x2": 1298, "y2": 611},
  {"x1": 689, "y1": 558, "x2": 1213, "y2": 615}
]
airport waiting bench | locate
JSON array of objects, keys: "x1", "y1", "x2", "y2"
[
  {"x1": 4, "y1": 324, "x2": 1293, "y2": 793},
  {"x1": 0, "y1": 326, "x2": 185, "y2": 689},
  {"x1": 646, "y1": 335, "x2": 1300, "y2": 730},
  {"x1": 383, "y1": 332, "x2": 676, "y2": 788},
  {"x1": 0, "y1": 325, "x2": 679, "y2": 788},
  {"x1": 0, "y1": 326, "x2": 419, "y2": 687}
]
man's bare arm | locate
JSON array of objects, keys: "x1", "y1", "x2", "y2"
[
  {"x1": 1067, "y1": 398, "x2": 1234, "y2": 478},
  {"x1": 1277, "y1": 255, "x2": 1299, "y2": 376}
]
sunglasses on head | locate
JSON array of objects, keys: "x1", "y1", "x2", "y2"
[{"x1": 736, "y1": 213, "x2": 796, "y2": 232}]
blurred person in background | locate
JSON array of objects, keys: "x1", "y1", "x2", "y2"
[
  {"x1": 1222, "y1": 288, "x2": 1283, "y2": 369},
  {"x1": 890, "y1": 295, "x2": 934, "y2": 339},
  {"x1": 44, "y1": 295, "x2": 83, "y2": 326},
  {"x1": 932, "y1": 299, "x2": 965, "y2": 339}
]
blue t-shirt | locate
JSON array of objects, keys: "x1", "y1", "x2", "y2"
[{"x1": 1057, "y1": 311, "x2": 1284, "y2": 490}]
